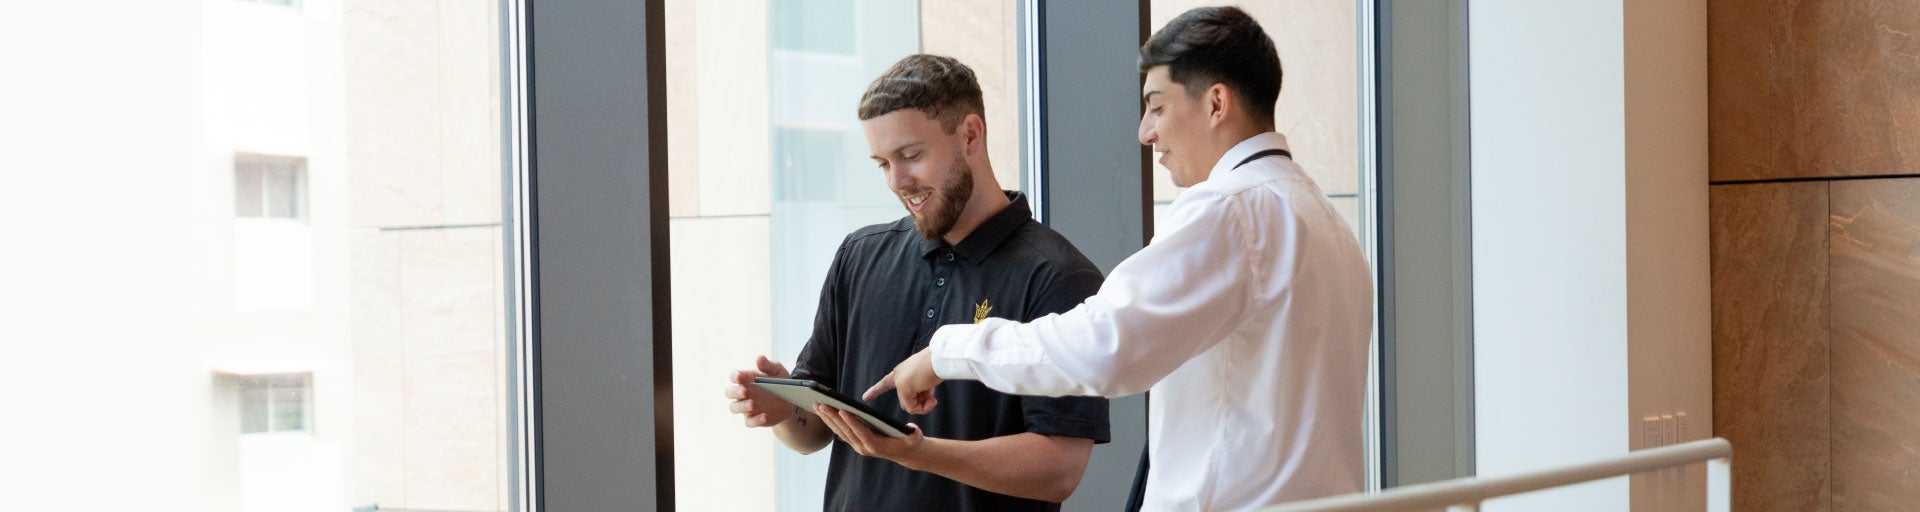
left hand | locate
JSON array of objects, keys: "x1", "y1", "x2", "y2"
[
  {"x1": 813, "y1": 404, "x2": 926, "y2": 466},
  {"x1": 864, "y1": 347, "x2": 944, "y2": 414}
]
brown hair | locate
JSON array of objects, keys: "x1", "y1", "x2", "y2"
[{"x1": 857, "y1": 54, "x2": 985, "y2": 133}]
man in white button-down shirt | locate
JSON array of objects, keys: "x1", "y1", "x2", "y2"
[{"x1": 866, "y1": 6, "x2": 1374, "y2": 510}]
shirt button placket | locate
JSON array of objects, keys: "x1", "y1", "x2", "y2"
[{"x1": 928, "y1": 251, "x2": 956, "y2": 327}]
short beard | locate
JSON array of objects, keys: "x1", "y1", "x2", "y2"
[{"x1": 913, "y1": 156, "x2": 974, "y2": 241}]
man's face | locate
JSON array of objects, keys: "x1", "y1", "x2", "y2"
[
  {"x1": 1139, "y1": 65, "x2": 1210, "y2": 188},
  {"x1": 863, "y1": 109, "x2": 975, "y2": 240}
]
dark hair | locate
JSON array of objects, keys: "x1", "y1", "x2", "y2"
[
  {"x1": 857, "y1": 54, "x2": 985, "y2": 133},
  {"x1": 1139, "y1": 6, "x2": 1282, "y2": 123}
]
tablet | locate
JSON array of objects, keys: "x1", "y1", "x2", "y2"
[{"x1": 752, "y1": 377, "x2": 913, "y2": 438}]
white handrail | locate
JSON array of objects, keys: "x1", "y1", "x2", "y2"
[{"x1": 1262, "y1": 438, "x2": 1732, "y2": 512}]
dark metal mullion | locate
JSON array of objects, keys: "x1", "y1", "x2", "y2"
[
  {"x1": 644, "y1": 0, "x2": 675, "y2": 508},
  {"x1": 1371, "y1": 0, "x2": 1399, "y2": 490},
  {"x1": 524, "y1": 0, "x2": 670, "y2": 509}
]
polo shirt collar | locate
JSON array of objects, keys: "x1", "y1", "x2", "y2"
[{"x1": 918, "y1": 190, "x2": 1031, "y2": 262}]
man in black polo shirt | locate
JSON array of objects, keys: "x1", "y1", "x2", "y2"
[{"x1": 723, "y1": 54, "x2": 1110, "y2": 511}]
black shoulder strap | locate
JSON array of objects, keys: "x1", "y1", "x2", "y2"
[{"x1": 1232, "y1": 148, "x2": 1293, "y2": 170}]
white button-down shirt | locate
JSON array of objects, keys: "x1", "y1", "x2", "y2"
[{"x1": 930, "y1": 132, "x2": 1373, "y2": 511}]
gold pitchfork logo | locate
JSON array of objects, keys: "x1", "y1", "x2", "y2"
[{"x1": 973, "y1": 299, "x2": 993, "y2": 324}]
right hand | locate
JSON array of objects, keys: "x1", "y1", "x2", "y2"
[{"x1": 724, "y1": 355, "x2": 798, "y2": 428}]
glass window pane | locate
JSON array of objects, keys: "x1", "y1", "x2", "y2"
[
  {"x1": 266, "y1": 164, "x2": 293, "y2": 219},
  {"x1": 235, "y1": 153, "x2": 306, "y2": 220},
  {"x1": 268, "y1": 374, "x2": 309, "y2": 432},
  {"x1": 771, "y1": 0, "x2": 857, "y2": 54},
  {"x1": 241, "y1": 377, "x2": 271, "y2": 434},
  {"x1": 1146, "y1": 1, "x2": 1362, "y2": 244},
  {"x1": 235, "y1": 162, "x2": 265, "y2": 218},
  {"x1": 13, "y1": 1, "x2": 517, "y2": 510},
  {"x1": 773, "y1": 127, "x2": 847, "y2": 204},
  {"x1": 669, "y1": 1, "x2": 1025, "y2": 510}
]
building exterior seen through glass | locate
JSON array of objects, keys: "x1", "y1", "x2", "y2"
[{"x1": 8, "y1": 0, "x2": 513, "y2": 511}]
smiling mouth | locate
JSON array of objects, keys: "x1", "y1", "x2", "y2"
[{"x1": 905, "y1": 193, "x2": 930, "y2": 212}]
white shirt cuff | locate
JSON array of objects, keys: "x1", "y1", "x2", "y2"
[{"x1": 929, "y1": 324, "x2": 980, "y2": 381}]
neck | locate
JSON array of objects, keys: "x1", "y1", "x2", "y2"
[
  {"x1": 1196, "y1": 125, "x2": 1268, "y2": 177},
  {"x1": 941, "y1": 165, "x2": 1008, "y2": 245}
]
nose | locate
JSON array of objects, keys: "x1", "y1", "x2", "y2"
[
  {"x1": 886, "y1": 164, "x2": 915, "y2": 193},
  {"x1": 1138, "y1": 111, "x2": 1156, "y2": 147}
]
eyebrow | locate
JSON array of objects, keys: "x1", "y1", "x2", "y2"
[{"x1": 1142, "y1": 90, "x2": 1162, "y2": 102}]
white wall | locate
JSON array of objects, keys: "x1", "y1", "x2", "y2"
[
  {"x1": 1470, "y1": 1, "x2": 1710, "y2": 510},
  {"x1": 1471, "y1": 1, "x2": 1629, "y2": 510}
]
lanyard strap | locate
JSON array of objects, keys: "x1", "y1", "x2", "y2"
[{"x1": 1232, "y1": 148, "x2": 1293, "y2": 170}]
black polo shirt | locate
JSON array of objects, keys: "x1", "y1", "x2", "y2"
[{"x1": 791, "y1": 191, "x2": 1111, "y2": 512}]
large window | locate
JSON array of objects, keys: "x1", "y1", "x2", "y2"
[
  {"x1": 9, "y1": 1, "x2": 516, "y2": 511},
  {"x1": 14, "y1": 0, "x2": 1399, "y2": 509},
  {"x1": 666, "y1": 1, "x2": 1026, "y2": 510}
]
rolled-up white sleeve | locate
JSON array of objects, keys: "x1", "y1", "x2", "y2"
[{"x1": 929, "y1": 193, "x2": 1268, "y2": 398}]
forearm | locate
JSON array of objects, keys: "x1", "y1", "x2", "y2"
[
  {"x1": 932, "y1": 311, "x2": 1172, "y2": 398},
  {"x1": 772, "y1": 407, "x2": 832, "y2": 454},
  {"x1": 897, "y1": 433, "x2": 1091, "y2": 502}
]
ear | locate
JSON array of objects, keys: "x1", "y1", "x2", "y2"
[
  {"x1": 961, "y1": 113, "x2": 987, "y2": 156},
  {"x1": 1206, "y1": 83, "x2": 1233, "y2": 128}
]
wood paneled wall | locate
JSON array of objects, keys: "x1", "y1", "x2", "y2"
[
  {"x1": 1827, "y1": 181, "x2": 1920, "y2": 510},
  {"x1": 1708, "y1": 0, "x2": 1920, "y2": 182},
  {"x1": 1710, "y1": 0, "x2": 1920, "y2": 510},
  {"x1": 1709, "y1": 182, "x2": 1831, "y2": 511}
]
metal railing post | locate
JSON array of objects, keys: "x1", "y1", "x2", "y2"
[{"x1": 1706, "y1": 455, "x2": 1730, "y2": 512}]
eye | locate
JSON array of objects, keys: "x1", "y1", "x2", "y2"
[
  {"x1": 1150, "y1": 107, "x2": 1163, "y2": 115},
  {"x1": 903, "y1": 152, "x2": 921, "y2": 162}
]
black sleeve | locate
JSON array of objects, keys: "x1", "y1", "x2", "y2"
[
  {"x1": 788, "y1": 238, "x2": 851, "y2": 389},
  {"x1": 1019, "y1": 264, "x2": 1111, "y2": 443},
  {"x1": 1027, "y1": 267, "x2": 1104, "y2": 319}
]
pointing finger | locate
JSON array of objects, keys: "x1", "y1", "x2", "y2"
[{"x1": 863, "y1": 372, "x2": 896, "y2": 402}]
